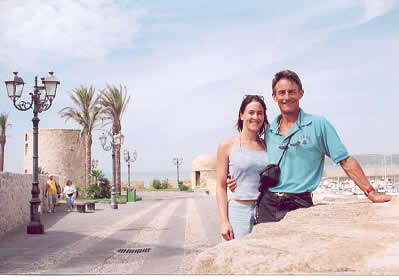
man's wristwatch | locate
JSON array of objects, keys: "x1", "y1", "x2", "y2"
[{"x1": 364, "y1": 186, "x2": 376, "y2": 197}]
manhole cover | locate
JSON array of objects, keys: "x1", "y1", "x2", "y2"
[{"x1": 116, "y1": 248, "x2": 151, "y2": 254}]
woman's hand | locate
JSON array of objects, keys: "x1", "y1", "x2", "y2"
[{"x1": 221, "y1": 222, "x2": 234, "y2": 241}]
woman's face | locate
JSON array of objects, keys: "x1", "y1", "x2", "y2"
[{"x1": 240, "y1": 101, "x2": 264, "y2": 133}]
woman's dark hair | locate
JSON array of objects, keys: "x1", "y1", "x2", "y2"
[{"x1": 235, "y1": 95, "x2": 269, "y2": 136}]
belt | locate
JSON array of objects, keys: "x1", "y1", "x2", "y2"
[
  {"x1": 271, "y1": 192, "x2": 313, "y2": 207},
  {"x1": 275, "y1": 192, "x2": 288, "y2": 197},
  {"x1": 273, "y1": 191, "x2": 311, "y2": 197}
]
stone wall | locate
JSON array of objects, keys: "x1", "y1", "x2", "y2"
[
  {"x1": 0, "y1": 172, "x2": 48, "y2": 237},
  {"x1": 192, "y1": 189, "x2": 399, "y2": 274},
  {"x1": 121, "y1": 180, "x2": 145, "y2": 189},
  {"x1": 24, "y1": 129, "x2": 86, "y2": 189},
  {"x1": 191, "y1": 170, "x2": 216, "y2": 194}
]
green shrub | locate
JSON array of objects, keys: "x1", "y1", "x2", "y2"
[
  {"x1": 86, "y1": 178, "x2": 111, "y2": 199},
  {"x1": 178, "y1": 182, "x2": 190, "y2": 191},
  {"x1": 75, "y1": 184, "x2": 82, "y2": 198},
  {"x1": 152, "y1": 179, "x2": 161, "y2": 189},
  {"x1": 98, "y1": 178, "x2": 111, "y2": 198},
  {"x1": 160, "y1": 179, "x2": 169, "y2": 189},
  {"x1": 87, "y1": 185, "x2": 102, "y2": 199}
]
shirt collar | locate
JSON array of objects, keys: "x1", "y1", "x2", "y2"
[{"x1": 268, "y1": 108, "x2": 312, "y2": 136}]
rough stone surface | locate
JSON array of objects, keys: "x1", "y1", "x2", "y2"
[
  {"x1": 191, "y1": 154, "x2": 216, "y2": 191},
  {"x1": 192, "y1": 188, "x2": 399, "y2": 275},
  {"x1": 23, "y1": 129, "x2": 85, "y2": 189},
  {"x1": 0, "y1": 172, "x2": 48, "y2": 236}
]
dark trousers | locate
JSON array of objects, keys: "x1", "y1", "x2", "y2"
[{"x1": 256, "y1": 191, "x2": 313, "y2": 223}]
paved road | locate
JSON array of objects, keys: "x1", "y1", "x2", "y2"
[{"x1": 0, "y1": 191, "x2": 220, "y2": 275}]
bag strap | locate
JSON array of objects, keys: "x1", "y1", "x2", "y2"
[{"x1": 276, "y1": 134, "x2": 294, "y2": 167}]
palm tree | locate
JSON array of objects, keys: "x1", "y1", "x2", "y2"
[
  {"x1": 59, "y1": 86, "x2": 102, "y2": 191},
  {"x1": 0, "y1": 113, "x2": 8, "y2": 172},
  {"x1": 99, "y1": 84, "x2": 130, "y2": 195}
]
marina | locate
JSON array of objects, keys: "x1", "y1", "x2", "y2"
[
  {"x1": 319, "y1": 177, "x2": 399, "y2": 198},
  {"x1": 321, "y1": 154, "x2": 399, "y2": 197}
]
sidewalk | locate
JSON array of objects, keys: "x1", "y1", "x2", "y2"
[{"x1": 0, "y1": 191, "x2": 219, "y2": 275}]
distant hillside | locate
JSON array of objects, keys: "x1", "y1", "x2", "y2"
[{"x1": 324, "y1": 154, "x2": 399, "y2": 170}]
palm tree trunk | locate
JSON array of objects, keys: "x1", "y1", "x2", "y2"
[
  {"x1": 85, "y1": 134, "x2": 92, "y2": 192},
  {"x1": 0, "y1": 132, "x2": 5, "y2": 172},
  {"x1": 115, "y1": 145, "x2": 121, "y2": 195}
]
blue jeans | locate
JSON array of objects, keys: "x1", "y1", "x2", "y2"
[
  {"x1": 67, "y1": 196, "x2": 75, "y2": 207},
  {"x1": 227, "y1": 200, "x2": 256, "y2": 239}
]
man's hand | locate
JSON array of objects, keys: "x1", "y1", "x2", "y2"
[
  {"x1": 226, "y1": 174, "x2": 237, "y2": 192},
  {"x1": 368, "y1": 191, "x2": 392, "y2": 203},
  {"x1": 221, "y1": 222, "x2": 234, "y2": 241}
]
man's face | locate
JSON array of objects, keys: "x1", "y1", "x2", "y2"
[
  {"x1": 272, "y1": 78, "x2": 304, "y2": 114},
  {"x1": 49, "y1": 176, "x2": 53, "y2": 180}
]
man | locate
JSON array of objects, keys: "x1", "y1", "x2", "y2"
[
  {"x1": 45, "y1": 175, "x2": 59, "y2": 213},
  {"x1": 228, "y1": 70, "x2": 392, "y2": 222}
]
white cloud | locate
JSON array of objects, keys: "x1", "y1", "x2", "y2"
[
  {"x1": 0, "y1": 0, "x2": 143, "y2": 67},
  {"x1": 363, "y1": 0, "x2": 399, "y2": 22}
]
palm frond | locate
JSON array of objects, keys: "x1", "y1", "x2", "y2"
[
  {"x1": 99, "y1": 84, "x2": 131, "y2": 135},
  {"x1": 59, "y1": 85, "x2": 102, "y2": 136}
]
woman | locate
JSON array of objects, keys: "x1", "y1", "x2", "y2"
[
  {"x1": 63, "y1": 180, "x2": 77, "y2": 212},
  {"x1": 216, "y1": 95, "x2": 269, "y2": 241}
]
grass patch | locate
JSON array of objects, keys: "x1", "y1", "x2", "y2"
[
  {"x1": 59, "y1": 195, "x2": 142, "y2": 203},
  {"x1": 137, "y1": 188, "x2": 193, "y2": 192}
]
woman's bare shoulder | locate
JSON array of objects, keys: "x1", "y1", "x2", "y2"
[{"x1": 218, "y1": 135, "x2": 238, "y2": 151}]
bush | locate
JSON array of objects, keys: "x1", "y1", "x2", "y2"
[
  {"x1": 75, "y1": 184, "x2": 82, "y2": 198},
  {"x1": 160, "y1": 179, "x2": 169, "y2": 189},
  {"x1": 86, "y1": 178, "x2": 111, "y2": 199},
  {"x1": 87, "y1": 185, "x2": 102, "y2": 199},
  {"x1": 98, "y1": 178, "x2": 111, "y2": 198},
  {"x1": 178, "y1": 182, "x2": 190, "y2": 191},
  {"x1": 152, "y1": 179, "x2": 161, "y2": 189}
]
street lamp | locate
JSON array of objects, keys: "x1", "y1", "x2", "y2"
[
  {"x1": 4, "y1": 71, "x2": 60, "y2": 234},
  {"x1": 173, "y1": 156, "x2": 183, "y2": 187},
  {"x1": 91, "y1": 159, "x2": 98, "y2": 171},
  {"x1": 123, "y1": 149, "x2": 138, "y2": 188},
  {"x1": 99, "y1": 132, "x2": 124, "y2": 209}
]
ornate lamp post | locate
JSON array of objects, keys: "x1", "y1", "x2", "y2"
[
  {"x1": 91, "y1": 159, "x2": 99, "y2": 171},
  {"x1": 99, "y1": 132, "x2": 124, "y2": 209},
  {"x1": 123, "y1": 149, "x2": 138, "y2": 188},
  {"x1": 173, "y1": 156, "x2": 183, "y2": 187},
  {"x1": 4, "y1": 71, "x2": 60, "y2": 234}
]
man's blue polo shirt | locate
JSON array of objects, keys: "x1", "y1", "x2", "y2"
[{"x1": 265, "y1": 108, "x2": 349, "y2": 193}]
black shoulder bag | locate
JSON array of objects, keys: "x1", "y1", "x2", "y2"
[
  {"x1": 256, "y1": 134, "x2": 294, "y2": 223},
  {"x1": 258, "y1": 134, "x2": 294, "y2": 193}
]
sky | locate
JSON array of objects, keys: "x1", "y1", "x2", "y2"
[{"x1": 0, "y1": 0, "x2": 398, "y2": 181}]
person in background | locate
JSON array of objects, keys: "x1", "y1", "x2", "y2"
[
  {"x1": 216, "y1": 95, "x2": 269, "y2": 241},
  {"x1": 63, "y1": 179, "x2": 77, "y2": 212},
  {"x1": 45, "y1": 175, "x2": 58, "y2": 213}
]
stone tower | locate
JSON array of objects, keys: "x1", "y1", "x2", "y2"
[{"x1": 23, "y1": 129, "x2": 86, "y2": 188}]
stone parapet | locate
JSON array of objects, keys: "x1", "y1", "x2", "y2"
[
  {"x1": 193, "y1": 190, "x2": 399, "y2": 274},
  {"x1": 0, "y1": 172, "x2": 48, "y2": 237}
]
